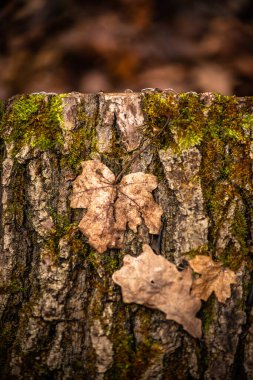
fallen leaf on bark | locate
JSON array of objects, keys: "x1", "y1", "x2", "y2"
[
  {"x1": 112, "y1": 244, "x2": 202, "y2": 338},
  {"x1": 189, "y1": 255, "x2": 236, "y2": 303},
  {"x1": 70, "y1": 160, "x2": 163, "y2": 253}
]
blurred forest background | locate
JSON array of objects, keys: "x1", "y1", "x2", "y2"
[{"x1": 1, "y1": 0, "x2": 253, "y2": 98}]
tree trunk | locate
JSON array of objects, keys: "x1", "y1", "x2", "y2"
[{"x1": 0, "y1": 91, "x2": 253, "y2": 379}]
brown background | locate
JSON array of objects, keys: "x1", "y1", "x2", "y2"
[{"x1": 1, "y1": 0, "x2": 253, "y2": 98}]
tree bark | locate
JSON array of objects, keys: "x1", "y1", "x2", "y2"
[{"x1": 0, "y1": 91, "x2": 253, "y2": 379}]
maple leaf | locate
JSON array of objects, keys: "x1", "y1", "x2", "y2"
[
  {"x1": 70, "y1": 160, "x2": 163, "y2": 253},
  {"x1": 112, "y1": 244, "x2": 202, "y2": 338},
  {"x1": 189, "y1": 255, "x2": 237, "y2": 303}
]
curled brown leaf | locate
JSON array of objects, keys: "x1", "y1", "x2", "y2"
[{"x1": 189, "y1": 255, "x2": 237, "y2": 303}]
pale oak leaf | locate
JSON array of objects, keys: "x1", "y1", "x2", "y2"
[{"x1": 112, "y1": 244, "x2": 202, "y2": 338}]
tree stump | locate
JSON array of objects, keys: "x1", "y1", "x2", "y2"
[{"x1": 0, "y1": 91, "x2": 253, "y2": 379}]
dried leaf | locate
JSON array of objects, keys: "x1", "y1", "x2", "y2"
[
  {"x1": 112, "y1": 244, "x2": 202, "y2": 338},
  {"x1": 189, "y1": 255, "x2": 237, "y2": 303},
  {"x1": 70, "y1": 160, "x2": 163, "y2": 253}
]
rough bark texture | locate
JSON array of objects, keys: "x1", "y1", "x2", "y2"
[{"x1": 0, "y1": 91, "x2": 253, "y2": 379}]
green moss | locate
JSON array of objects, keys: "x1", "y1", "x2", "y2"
[
  {"x1": 5, "y1": 163, "x2": 26, "y2": 225},
  {"x1": 0, "y1": 94, "x2": 64, "y2": 155},
  {"x1": 0, "y1": 94, "x2": 100, "y2": 174},
  {"x1": 63, "y1": 128, "x2": 89, "y2": 170},
  {"x1": 201, "y1": 294, "x2": 216, "y2": 333},
  {"x1": 41, "y1": 207, "x2": 88, "y2": 263},
  {"x1": 105, "y1": 307, "x2": 163, "y2": 380},
  {"x1": 200, "y1": 96, "x2": 252, "y2": 269},
  {"x1": 220, "y1": 205, "x2": 250, "y2": 271},
  {"x1": 143, "y1": 92, "x2": 253, "y2": 269},
  {"x1": 0, "y1": 278, "x2": 25, "y2": 295},
  {"x1": 60, "y1": 100, "x2": 98, "y2": 172},
  {"x1": 86, "y1": 249, "x2": 101, "y2": 271},
  {"x1": 142, "y1": 92, "x2": 176, "y2": 149},
  {"x1": 44, "y1": 223, "x2": 87, "y2": 264},
  {"x1": 143, "y1": 92, "x2": 205, "y2": 151},
  {"x1": 102, "y1": 252, "x2": 121, "y2": 276},
  {"x1": 172, "y1": 93, "x2": 205, "y2": 151},
  {"x1": 185, "y1": 245, "x2": 209, "y2": 260},
  {"x1": 143, "y1": 92, "x2": 253, "y2": 152}
]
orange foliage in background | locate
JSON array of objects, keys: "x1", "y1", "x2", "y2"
[{"x1": 1, "y1": 0, "x2": 253, "y2": 97}]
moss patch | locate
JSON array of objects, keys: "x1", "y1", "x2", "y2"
[
  {"x1": 0, "y1": 94, "x2": 64, "y2": 155},
  {"x1": 200, "y1": 294, "x2": 216, "y2": 333},
  {"x1": 143, "y1": 92, "x2": 205, "y2": 151},
  {"x1": 143, "y1": 92, "x2": 253, "y2": 270},
  {"x1": 105, "y1": 307, "x2": 163, "y2": 380},
  {"x1": 200, "y1": 96, "x2": 252, "y2": 269},
  {"x1": 42, "y1": 219, "x2": 87, "y2": 265},
  {"x1": 221, "y1": 204, "x2": 250, "y2": 271},
  {"x1": 6, "y1": 163, "x2": 26, "y2": 226},
  {"x1": 60, "y1": 99, "x2": 98, "y2": 172}
]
